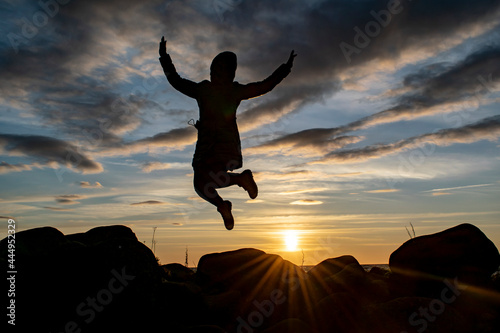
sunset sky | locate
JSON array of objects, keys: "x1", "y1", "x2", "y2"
[{"x1": 1, "y1": 0, "x2": 499, "y2": 265}]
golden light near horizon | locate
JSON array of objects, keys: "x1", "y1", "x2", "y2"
[{"x1": 284, "y1": 230, "x2": 299, "y2": 251}]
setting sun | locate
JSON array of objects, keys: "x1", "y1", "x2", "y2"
[{"x1": 284, "y1": 230, "x2": 299, "y2": 251}]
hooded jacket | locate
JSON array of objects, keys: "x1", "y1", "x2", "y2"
[{"x1": 160, "y1": 52, "x2": 292, "y2": 170}]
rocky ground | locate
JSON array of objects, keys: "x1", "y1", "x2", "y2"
[{"x1": 2, "y1": 223, "x2": 499, "y2": 333}]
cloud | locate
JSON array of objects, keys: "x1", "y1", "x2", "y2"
[
  {"x1": 140, "y1": 161, "x2": 171, "y2": 173},
  {"x1": 425, "y1": 183, "x2": 493, "y2": 193},
  {"x1": 246, "y1": 130, "x2": 364, "y2": 157},
  {"x1": 43, "y1": 207, "x2": 74, "y2": 211},
  {"x1": 290, "y1": 199, "x2": 323, "y2": 205},
  {"x1": 237, "y1": 83, "x2": 341, "y2": 132},
  {"x1": 0, "y1": 0, "x2": 169, "y2": 151},
  {"x1": 279, "y1": 188, "x2": 328, "y2": 195},
  {"x1": 188, "y1": 196, "x2": 205, "y2": 202},
  {"x1": 0, "y1": 161, "x2": 37, "y2": 174},
  {"x1": 1, "y1": 0, "x2": 499, "y2": 172},
  {"x1": 253, "y1": 170, "x2": 315, "y2": 182},
  {"x1": 345, "y1": 45, "x2": 500, "y2": 130},
  {"x1": 130, "y1": 200, "x2": 168, "y2": 206},
  {"x1": 365, "y1": 189, "x2": 400, "y2": 193},
  {"x1": 254, "y1": 170, "x2": 365, "y2": 182},
  {"x1": 313, "y1": 115, "x2": 500, "y2": 164},
  {"x1": 431, "y1": 192, "x2": 452, "y2": 196},
  {"x1": 99, "y1": 126, "x2": 197, "y2": 157},
  {"x1": 0, "y1": 134, "x2": 103, "y2": 174},
  {"x1": 245, "y1": 199, "x2": 264, "y2": 204},
  {"x1": 250, "y1": 44, "x2": 500, "y2": 158},
  {"x1": 54, "y1": 194, "x2": 86, "y2": 205},
  {"x1": 79, "y1": 181, "x2": 103, "y2": 188}
]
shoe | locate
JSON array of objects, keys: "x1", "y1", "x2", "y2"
[
  {"x1": 217, "y1": 200, "x2": 234, "y2": 230},
  {"x1": 239, "y1": 170, "x2": 258, "y2": 199}
]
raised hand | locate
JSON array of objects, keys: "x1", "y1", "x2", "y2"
[
  {"x1": 159, "y1": 36, "x2": 167, "y2": 57},
  {"x1": 286, "y1": 50, "x2": 297, "y2": 68}
]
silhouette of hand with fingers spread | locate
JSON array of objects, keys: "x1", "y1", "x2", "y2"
[
  {"x1": 287, "y1": 50, "x2": 297, "y2": 68},
  {"x1": 159, "y1": 36, "x2": 167, "y2": 58}
]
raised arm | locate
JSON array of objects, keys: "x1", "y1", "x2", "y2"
[
  {"x1": 238, "y1": 50, "x2": 297, "y2": 100},
  {"x1": 159, "y1": 36, "x2": 199, "y2": 99}
]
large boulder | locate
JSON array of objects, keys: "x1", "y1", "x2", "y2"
[
  {"x1": 307, "y1": 255, "x2": 360, "y2": 282},
  {"x1": 1, "y1": 225, "x2": 163, "y2": 333},
  {"x1": 262, "y1": 318, "x2": 317, "y2": 333},
  {"x1": 307, "y1": 255, "x2": 374, "y2": 301},
  {"x1": 362, "y1": 296, "x2": 469, "y2": 333},
  {"x1": 389, "y1": 223, "x2": 500, "y2": 297},
  {"x1": 196, "y1": 248, "x2": 311, "y2": 331},
  {"x1": 301, "y1": 292, "x2": 361, "y2": 333},
  {"x1": 162, "y1": 262, "x2": 196, "y2": 283}
]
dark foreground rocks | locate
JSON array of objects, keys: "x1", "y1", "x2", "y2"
[{"x1": 1, "y1": 223, "x2": 499, "y2": 333}]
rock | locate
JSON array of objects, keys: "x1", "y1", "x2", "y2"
[
  {"x1": 389, "y1": 223, "x2": 500, "y2": 297},
  {"x1": 1, "y1": 225, "x2": 163, "y2": 333},
  {"x1": 196, "y1": 248, "x2": 310, "y2": 331},
  {"x1": 368, "y1": 266, "x2": 390, "y2": 278},
  {"x1": 182, "y1": 325, "x2": 227, "y2": 333},
  {"x1": 262, "y1": 318, "x2": 317, "y2": 333},
  {"x1": 307, "y1": 256, "x2": 369, "y2": 302},
  {"x1": 158, "y1": 280, "x2": 208, "y2": 327},
  {"x1": 307, "y1": 255, "x2": 360, "y2": 282},
  {"x1": 1, "y1": 226, "x2": 67, "y2": 256},
  {"x1": 162, "y1": 262, "x2": 195, "y2": 282},
  {"x1": 2, "y1": 223, "x2": 498, "y2": 333},
  {"x1": 66, "y1": 224, "x2": 138, "y2": 244},
  {"x1": 362, "y1": 297, "x2": 469, "y2": 333},
  {"x1": 197, "y1": 248, "x2": 267, "y2": 289},
  {"x1": 301, "y1": 292, "x2": 362, "y2": 333}
]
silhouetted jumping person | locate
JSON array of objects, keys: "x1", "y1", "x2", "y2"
[{"x1": 159, "y1": 36, "x2": 296, "y2": 230}]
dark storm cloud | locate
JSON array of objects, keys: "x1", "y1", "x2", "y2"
[
  {"x1": 345, "y1": 45, "x2": 500, "y2": 130},
  {"x1": 1, "y1": 0, "x2": 499, "y2": 161},
  {"x1": 0, "y1": 161, "x2": 34, "y2": 174},
  {"x1": 314, "y1": 115, "x2": 500, "y2": 164},
  {"x1": 99, "y1": 126, "x2": 197, "y2": 156},
  {"x1": 249, "y1": 44, "x2": 500, "y2": 156},
  {"x1": 154, "y1": 0, "x2": 500, "y2": 133},
  {"x1": 0, "y1": 134, "x2": 103, "y2": 173},
  {"x1": 0, "y1": 0, "x2": 163, "y2": 149},
  {"x1": 246, "y1": 128, "x2": 363, "y2": 156}
]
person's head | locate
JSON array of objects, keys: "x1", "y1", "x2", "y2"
[{"x1": 210, "y1": 51, "x2": 237, "y2": 84}]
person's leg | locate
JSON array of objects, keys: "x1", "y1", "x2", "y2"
[
  {"x1": 236, "y1": 169, "x2": 258, "y2": 199},
  {"x1": 193, "y1": 169, "x2": 241, "y2": 203},
  {"x1": 193, "y1": 166, "x2": 235, "y2": 230},
  {"x1": 203, "y1": 169, "x2": 258, "y2": 199}
]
